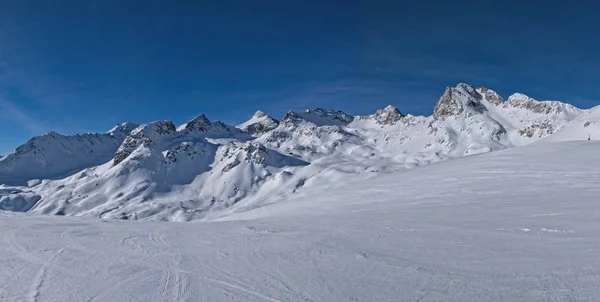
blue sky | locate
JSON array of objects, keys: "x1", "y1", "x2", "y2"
[{"x1": 1, "y1": 1, "x2": 600, "y2": 154}]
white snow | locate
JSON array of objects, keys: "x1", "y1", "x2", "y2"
[
  {"x1": 1, "y1": 141, "x2": 600, "y2": 301},
  {"x1": 1, "y1": 82, "x2": 600, "y2": 300},
  {"x1": 0, "y1": 83, "x2": 593, "y2": 221},
  {"x1": 542, "y1": 105, "x2": 600, "y2": 142},
  {"x1": 0, "y1": 123, "x2": 137, "y2": 186},
  {"x1": 237, "y1": 111, "x2": 280, "y2": 135}
]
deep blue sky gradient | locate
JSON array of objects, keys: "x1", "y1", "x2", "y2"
[{"x1": 1, "y1": 0, "x2": 600, "y2": 154}]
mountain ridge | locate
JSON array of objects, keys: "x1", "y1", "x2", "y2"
[{"x1": 0, "y1": 83, "x2": 596, "y2": 221}]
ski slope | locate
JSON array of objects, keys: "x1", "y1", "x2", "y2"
[{"x1": 1, "y1": 141, "x2": 600, "y2": 301}]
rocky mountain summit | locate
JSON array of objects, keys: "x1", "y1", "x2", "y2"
[
  {"x1": 238, "y1": 111, "x2": 279, "y2": 135},
  {"x1": 359, "y1": 105, "x2": 405, "y2": 125}
]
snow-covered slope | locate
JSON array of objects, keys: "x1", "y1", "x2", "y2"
[
  {"x1": 0, "y1": 83, "x2": 593, "y2": 220},
  {"x1": 6, "y1": 114, "x2": 303, "y2": 221},
  {"x1": 2, "y1": 141, "x2": 600, "y2": 301},
  {"x1": 256, "y1": 108, "x2": 359, "y2": 160},
  {"x1": 237, "y1": 110, "x2": 279, "y2": 135},
  {"x1": 541, "y1": 105, "x2": 600, "y2": 142},
  {"x1": 0, "y1": 123, "x2": 137, "y2": 185}
]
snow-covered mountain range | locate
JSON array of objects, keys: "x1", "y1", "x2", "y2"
[{"x1": 0, "y1": 83, "x2": 596, "y2": 221}]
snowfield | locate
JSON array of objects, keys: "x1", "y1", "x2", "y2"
[
  {"x1": 1, "y1": 141, "x2": 600, "y2": 301},
  {"x1": 1, "y1": 83, "x2": 600, "y2": 300}
]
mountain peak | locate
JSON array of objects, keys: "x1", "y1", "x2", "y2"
[
  {"x1": 131, "y1": 120, "x2": 177, "y2": 137},
  {"x1": 456, "y1": 82, "x2": 475, "y2": 91},
  {"x1": 433, "y1": 83, "x2": 486, "y2": 119},
  {"x1": 253, "y1": 110, "x2": 268, "y2": 118},
  {"x1": 180, "y1": 114, "x2": 210, "y2": 130},
  {"x1": 507, "y1": 93, "x2": 535, "y2": 103},
  {"x1": 108, "y1": 122, "x2": 139, "y2": 138},
  {"x1": 380, "y1": 105, "x2": 400, "y2": 113},
  {"x1": 372, "y1": 105, "x2": 405, "y2": 125},
  {"x1": 1, "y1": 127, "x2": 131, "y2": 185},
  {"x1": 239, "y1": 111, "x2": 279, "y2": 135},
  {"x1": 177, "y1": 114, "x2": 231, "y2": 134}
]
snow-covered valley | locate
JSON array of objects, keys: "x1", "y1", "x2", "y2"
[{"x1": 1, "y1": 141, "x2": 600, "y2": 301}]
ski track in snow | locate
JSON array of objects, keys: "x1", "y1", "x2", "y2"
[{"x1": 0, "y1": 142, "x2": 599, "y2": 300}]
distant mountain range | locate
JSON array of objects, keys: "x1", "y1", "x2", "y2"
[{"x1": 0, "y1": 83, "x2": 598, "y2": 221}]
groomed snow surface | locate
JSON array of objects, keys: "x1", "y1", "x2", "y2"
[{"x1": 2, "y1": 141, "x2": 600, "y2": 301}]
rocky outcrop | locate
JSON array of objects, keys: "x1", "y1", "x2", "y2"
[
  {"x1": 281, "y1": 108, "x2": 354, "y2": 126},
  {"x1": 108, "y1": 122, "x2": 140, "y2": 139},
  {"x1": 178, "y1": 114, "x2": 232, "y2": 134},
  {"x1": 242, "y1": 142, "x2": 269, "y2": 165},
  {"x1": 113, "y1": 121, "x2": 177, "y2": 165},
  {"x1": 165, "y1": 142, "x2": 196, "y2": 164},
  {"x1": 239, "y1": 111, "x2": 279, "y2": 135},
  {"x1": 433, "y1": 83, "x2": 486, "y2": 119},
  {"x1": 261, "y1": 108, "x2": 354, "y2": 156},
  {"x1": 357, "y1": 105, "x2": 405, "y2": 125},
  {"x1": 517, "y1": 119, "x2": 556, "y2": 138},
  {"x1": 478, "y1": 87, "x2": 504, "y2": 105},
  {"x1": 221, "y1": 142, "x2": 308, "y2": 173},
  {"x1": 373, "y1": 105, "x2": 405, "y2": 125}
]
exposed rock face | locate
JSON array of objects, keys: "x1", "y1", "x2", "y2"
[
  {"x1": 257, "y1": 108, "x2": 356, "y2": 157},
  {"x1": 244, "y1": 120, "x2": 278, "y2": 135},
  {"x1": 372, "y1": 105, "x2": 405, "y2": 125},
  {"x1": 478, "y1": 87, "x2": 504, "y2": 105},
  {"x1": 220, "y1": 141, "x2": 307, "y2": 173},
  {"x1": 517, "y1": 120, "x2": 556, "y2": 138},
  {"x1": 433, "y1": 88, "x2": 455, "y2": 118},
  {"x1": 241, "y1": 142, "x2": 269, "y2": 166},
  {"x1": 491, "y1": 125, "x2": 508, "y2": 141},
  {"x1": 178, "y1": 114, "x2": 231, "y2": 134},
  {"x1": 113, "y1": 121, "x2": 177, "y2": 165},
  {"x1": 505, "y1": 93, "x2": 576, "y2": 115},
  {"x1": 165, "y1": 142, "x2": 196, "y2": 164},
  {"x1": 281, "y1": 108, "x2": 354, "y2": 126},
  {"x1": 239, "y1": 111, "x2": 279, "y2": 135},
  {"x1": 109, "y1": 122, "x2": 140, "y2": 139},
  {"x1": 433, "y1": 83, "x2": 486, "y2": 119},
  {"x1": 357, "y1": 105, "x2": 405, "y2": 125}
]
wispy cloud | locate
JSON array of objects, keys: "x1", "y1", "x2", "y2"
[
  {"x1": 0, "y1": 95, "x2": 45, "y2": 135},
  {"x1": 0, "y1": 61, "x2": 47, "y2": 135}
]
